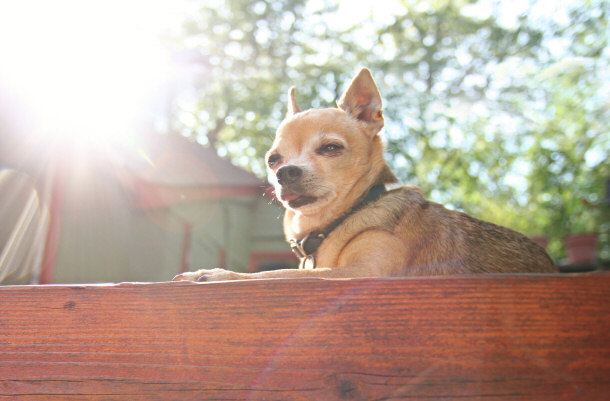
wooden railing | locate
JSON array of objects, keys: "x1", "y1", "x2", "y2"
[{"x1": 1, "y1": 273, "x2": 609, "y2": 400}]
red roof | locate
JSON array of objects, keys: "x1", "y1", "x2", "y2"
[
  {"x1": 120, "y1": 133, "x2": 265, "y2": 209},
  {"x1": 126, "y1": 133, "x2": 262, "y2": 188}
]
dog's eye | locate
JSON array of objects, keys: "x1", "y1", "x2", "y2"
[
  {"x1": 267, "y1": 154, "x2": 281, "y2": 167},
  {"x1": 317, "y1": 143, "x2": 344, "y2": 155}
]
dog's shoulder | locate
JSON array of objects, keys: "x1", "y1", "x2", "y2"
[{"x1": 315, "y1": 184, "x2": 426, "y2": 266}]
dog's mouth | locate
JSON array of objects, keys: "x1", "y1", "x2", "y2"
[{"x1": 280, "y1": 191, "x2": 318, "y2": 208}]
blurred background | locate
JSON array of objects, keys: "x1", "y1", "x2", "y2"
[{"x1": 0, "y1": 0, "x2": 608, "y2": 284}]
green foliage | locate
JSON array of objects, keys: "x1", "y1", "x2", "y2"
[
  {"x1": 171, "y1": 0, "x2": 610, "y2": 261},
  {"x1": 524, "y1": 57, "x2": 609, "y2": 257}
]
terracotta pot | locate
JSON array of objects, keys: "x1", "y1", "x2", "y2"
[
  {"x1": 530, "y1": 236, "x2": 548, "y2": 250},
  {"x1": 563, "y1": 233, "x2": 598, "y2": 264}
]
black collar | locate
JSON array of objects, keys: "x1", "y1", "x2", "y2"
[{"x1": 290, "y1": 184, "x2": 387, "y2": 268}]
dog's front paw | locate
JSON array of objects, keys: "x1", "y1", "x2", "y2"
[
  {"x1": 172, "y1": 269, "x2": 207, "y2": 282},
  {"x1": 172, "y1": 268, "x2": 241, "y2": 282}
]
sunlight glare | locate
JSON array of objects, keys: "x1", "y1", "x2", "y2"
[{"x1": 0, "y1": 0, "x2": 187, "y2": 149}]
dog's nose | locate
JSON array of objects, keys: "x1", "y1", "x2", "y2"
[{"x1": 276, "y1": 165, "x2": 302, "y2": 185}]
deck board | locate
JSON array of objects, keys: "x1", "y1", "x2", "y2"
[{"x1": 1, "y1": 273, "x2": 609, "y2": 400}]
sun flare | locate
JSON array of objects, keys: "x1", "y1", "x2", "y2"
[{"x1": 0, "y1": 0, "x2": 188, "y2": 149}]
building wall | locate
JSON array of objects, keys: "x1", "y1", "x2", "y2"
[
  {"x1": 52, "y1": 167, "x2": 288, "y2": 283},
  {"x1": 179, "y1": 196, "x2": 292, "y2": 273},
  {"x1": 53, "y1": 164, "x2": 136, "y2": 283},
  {"x1": 248, "y1": 197, "x2": 299, "y2": 271},
  {"x1": 180, "y1": 196, "x2": 254, "y2": 273}
]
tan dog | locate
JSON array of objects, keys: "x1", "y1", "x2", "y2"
[{"x1": 174, "y1": 68, "x2": 556, "y2": 282}]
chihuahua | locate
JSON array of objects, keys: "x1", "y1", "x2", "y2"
[{"x1": 174, "y1": 68, "x2": 556, "y2": 282}]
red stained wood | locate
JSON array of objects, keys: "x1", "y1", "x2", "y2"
[{"x1": 1, "y1": 273, "x2": 609, "y2": 400}]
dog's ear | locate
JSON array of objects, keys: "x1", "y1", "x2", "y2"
[
  {"x1": 286, "y1": 87, "x2": 301, "y2": 117},
  {"x1": 337, "y1": 68, "x2": 384, "y2": 134}
]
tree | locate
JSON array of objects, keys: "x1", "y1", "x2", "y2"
[
  {"x1": 173, "y1": 0, "x2": 344, "y2": 176},
  {"x1": 371, "y1": 0, "x2": 546, "y2": 221},
  {"x1": 370, "y1": 0, "x2": 609, "y2": 259},
  {"x1": 520, "y1": 0, "x2": 610, "y2": 258}
]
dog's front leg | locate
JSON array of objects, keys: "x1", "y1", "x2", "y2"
[
  {"x1": 173, "y1": 268, "x2": 243, "y2": 282},
  {"x1": 172, "y1": 267, "x2": 336, "y2": 282},
  {"x1": 173, "y1": 230, "x2": 408, "y2": 282}
]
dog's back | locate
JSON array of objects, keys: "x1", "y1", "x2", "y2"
[
  {"x1": 314, "y1": 185, "x2": 557, "y2": 275},
  {"x1": 392, "y1": 190, "x2": 557, "y2": 274}
]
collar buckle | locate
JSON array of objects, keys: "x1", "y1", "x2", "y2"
[
  {"x1": 290, "y1": 237, "x2": 307, "y2": 260},
  {"x1": 290, "y1": 232, "x2": 325, "y2": 269}
]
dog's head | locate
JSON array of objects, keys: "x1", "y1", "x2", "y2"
[{"x1": 266, "y1": 68, "x2": 396, "y2": 235}]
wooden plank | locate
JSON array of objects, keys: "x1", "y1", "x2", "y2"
[{"x1": 0, "y1": 273, "x2": 609, "y2": 400}]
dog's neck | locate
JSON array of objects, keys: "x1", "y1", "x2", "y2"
[
  {"x1": 285, "y1": 182, "x2": 387, "y2": 240},
  {"x1": 287, "y1": 184, "x2": 387, "y2": 266},
  {"x1": 319, "y1": 184, "x2": 387, "y2": 236}
]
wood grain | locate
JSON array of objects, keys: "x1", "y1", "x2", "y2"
[{"x1": 1, "y1": 273, "x2": 609, "y2": 400}]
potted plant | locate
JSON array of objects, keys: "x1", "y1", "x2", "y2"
[{"x1": 562, "y1": 199, "x2": 599, "y2": 265}]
